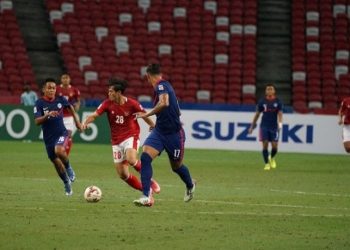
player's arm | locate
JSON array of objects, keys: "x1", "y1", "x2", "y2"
[
  {"x1": 248, "y1": 111, "x2": 261, "y2": 134},
  {"x1": 82, "y1": 111, "x2": 99, "y2": 129},
  {"x1": 67, "y1": 105, "x2": 82, "y2": 131},
  {"x1": 34, "y1": 110, "x2": 59, "y2": 125},
  {"x1": 277, "y1": 110, "x2": 283, "y2": 130},
  {"x1": 138, "y1": 93, "x2": 169, "y2": 118},
  {"x1": 338, "y1": 101, "x2": 345, "y2": 125},
  {"x1": 73, "y1": 97, "x2": 81, "y2": 112},
  {"x1": 141, "y1": 116, "x2": 155, "y2": 131}
]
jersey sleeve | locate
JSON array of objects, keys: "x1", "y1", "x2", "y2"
[
  {"x1": 60, "y1": 96, "x2": 71, "y2": 108},
  {"x1": 132, "y1": 99, "x2": 146, "y2": 113},
  {"x1": 33, "y1": 100, "x2": 43, "y2": 118},
  {"x1": 256, "y1": 99, "x2": 264, "y2": 112},
  {"x1": 156, "y1": 82, "x2": 169, "y2": 95},
  {"x1": 95, "y1": 100, "x2": 108, "y2": 115}
]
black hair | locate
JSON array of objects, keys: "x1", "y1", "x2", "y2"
[
  {"x1": 41, "y1": 78, "x2": 56, "y2": 89},
  {"x1": 146, "y1": 63, "x2": 161, "y2": 75},
  {"x1": 265, "y1": 83, "x2": 276, "y2": 89},
  {"x1": 108, "y1": 77, "x2": 128, "y2": 93}
]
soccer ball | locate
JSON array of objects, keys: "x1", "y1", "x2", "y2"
[{"x1": 84, "y1": 185, "x2": 102, "y2": 202}]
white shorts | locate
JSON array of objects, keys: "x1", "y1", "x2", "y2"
[
  {"x1": 343, "y1": 125, "x2": 350, "y2": 142},
  {"x1": 63, "y1": 116, "x2": 76, "y2": 134},
  {"x1": 112, "y1": 137, "x2": 140, "y2": 163}
]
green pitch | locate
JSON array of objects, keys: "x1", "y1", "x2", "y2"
[{"x1": 0, "y1": 141, "x2": 349, "y2": 250}]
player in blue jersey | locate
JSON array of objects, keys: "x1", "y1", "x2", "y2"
[
  {"x1": 133, "y1": 64, "x2": 196, "y2": 206},
  {"x1": 248, "y1": 84, "x2": 283, "y2": 170},
  {"x1": 34, "y1": 78, "x2": 82, "y2": 195}
]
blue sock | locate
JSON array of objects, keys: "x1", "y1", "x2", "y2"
[
  {"x1": 62, "y1": 160, "x2": 75, "y2": 177},
  {"x1": 58, "y1": 170, "x2": 69, "y2": 184},
  {"x1": 262, "y1": 149, "x2": 269, "y2": 163},
  {"x1": 271, "y1": 148, "x2": 277, "y2": 158},
  {"x1": 173, "y1": 164, "x2": 193, "y2": 189},
  {"x1": 140, "y1": 153, "x2": 153, "y2": 197}
]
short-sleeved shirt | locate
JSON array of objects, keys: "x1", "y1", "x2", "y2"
[
  {"x1": 56, "y1": 85, "x2": 80, "y2": 117},
  {"x1": 339, "y1": 97, "x2": 350, "y2": 125},
  {"x1": 21, "y1": 91, "x2": 38, "y2": 106},
  {"x1": 34, "y1": 96, "x2": 70, "y2": 145},
  {"x1": 256, "y1": 97, "x2": 283, "y2": 130},
  {"x1": 153, "y1": 80, "x2": 182, "y2": 134},
  {"x1": 96, "y1": 97, "x2": 145, "y2": 145}
]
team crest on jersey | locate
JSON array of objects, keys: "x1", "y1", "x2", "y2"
[
  {"x1": 158, "y1": 85, "x2": 164, "y2": 91},
  {"x1": 57, "y1": 103, "x2": 62, "y2": 109},
  {"x1": 273, "y1": 102, "x2": 278, "y2": 107}
]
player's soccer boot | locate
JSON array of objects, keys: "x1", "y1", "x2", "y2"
[
  {"x1": 150, "y1": 179, "x2": 161, "y2": 194},
  {"x1": 264, "y1": 163, "x2": 271, "y2": 171},
  {"x1": 133, "y1": 194, "x2": 154, "y2": 207},
  {"x1": 64, "y1": 181, "x2": 73, "y2": 196},
  {"x1": 184, "y1": 180, "x2": 196, "y2": 202},
  {"x1": 66, "y1": 167, "x2": 76, "y2": 182},
  {"x1": 269, "y1": 156, "x2": 277, "y2": 169}
]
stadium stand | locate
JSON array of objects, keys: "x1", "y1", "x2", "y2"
[
  {"x1": 0, "y1": 0, "x2": 37, "y2": 104},
  {"x1": 292, "y1": 0, "x2": 347, "y2": 114},
  {"x1": 45, "y1": 0, "x2": 257, "y2": 104}
]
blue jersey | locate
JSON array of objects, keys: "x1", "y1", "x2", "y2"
[
  {"x1": 34, "y1": 96, "x2": 70, "y2": 145},
  {"x1": 153, "y1": 80, "x2": 182, "y2": 134},
  {"x1": 257, "y1": 97, "x2": 283, "y2": 130}
]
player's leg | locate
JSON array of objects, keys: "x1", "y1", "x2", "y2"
[
  {"x1": 115, "y1": 160, "x2": 142, "y2": 191},
  {"x1": 269, "y1": 128, "x2": 280, "y2": 168},
  {"x1": 165, "y1": 128, "x2": 195, "y2": 202},
  {"x1": 55, "y1": 135, "x2": 76, "y2": 182},
  {"x1": 262, "y1": 140, "x2": 270, "y2": 170},
  {"x1": 46, "y1": 144, "x2": 72, "y2": 195},
  {"x1": 51, "y1": 158, "x2": 72, "y2": 195},
  {"x1": 260, "y1": 127, "x2": 270, "y2": 170},
  {"x1": 112, "y1": 144, "x2": 142, "y2": 191},
  {"x1": 343, "y1": 126, "x2": 350, "y2": 153},
  {"x1": 133, "y1": 131, "x2": 162, "y2": 206},
  {"x1": 63, "y1": 117, "x2": 76, "y2": 156},
  {"x1": 124, "y1": 139, "x2": 161, "y2": 194}
]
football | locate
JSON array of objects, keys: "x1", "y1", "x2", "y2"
[{"x1": 84, "y1": 185, "x2": 102, "y2": 202}]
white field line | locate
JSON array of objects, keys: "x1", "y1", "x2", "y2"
[
  {"x1": 3, "y1": 205, "x2": 348, "y2": 218},
  {"x1": 269, "y1": 188, "x2": 350, "y2": 198}
]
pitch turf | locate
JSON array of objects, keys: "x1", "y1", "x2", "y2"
[{"x1": 0, "y1": 140, "x2": 349, "y2": 250}]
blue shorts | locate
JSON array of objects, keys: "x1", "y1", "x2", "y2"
[
  {"x1": 45, "y1": 134, "x2": 69, "y2": 161},
  {"x1": 143, "y1": 128, "x2": 186, "y2": 162},
  {"x1": 259, "y1": 127, "x2": 279, "y2": 142}
]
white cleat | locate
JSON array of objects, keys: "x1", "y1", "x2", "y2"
[
  {"x1": 133, "y1": 195, "x2": 154, "y2": 207},
  {"x1": 184, "y1": 180, "x2": 196, "y2": 202}
]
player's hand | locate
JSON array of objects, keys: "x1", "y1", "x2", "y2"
[
  {"x1": 248, "y1": 124, "x2": 256, "y2": 134},
  {"x1": 149, "y1": 125, "x2": 155, "y2": 131},
  {"x1": 134, "y1": 112, "x2": 146, "y2": 119},
  {"x1": 48, "y1": 111, "x2": 59, "y2": 117},
  {"x1": 76, "y1": 122, "x2": 83, "y2": 132}
]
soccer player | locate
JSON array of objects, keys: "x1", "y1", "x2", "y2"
[
  {"x1": 81, "y1": 78, "x2": 161, "y2": 196},
  {"x1": 34, "y1": 78, "x2": 82, "y2": 195},
  {"x1": 56, "y1": 74, "x2": 81, "y2": 156},
  {"x1": 338, "y1": 96, "x2": 350, "y2": 153},
  {"x1": 248, "y1": 84, "x2": 283, "y2": 170},
  {"x1": 133, "y1": 64, "x2": 196, "y2": 207}
]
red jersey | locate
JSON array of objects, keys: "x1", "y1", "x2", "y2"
[
  {"x1": 96, "y1": 97, "x2": 145, "y2": 144},
  {"x1": 339, "y1": 97, "x2": 350, "y2": 125},
  {"x1": 56, "y1": 85, "x2": 80, "y2": 117}
]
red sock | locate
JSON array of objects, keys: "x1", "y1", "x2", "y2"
[
  {"x1": 132, "y1": 160, "x2": 141, "y2": 172},
  {"x1": 66, "y1": 138, "x2": 72, "y2": 156},
  {"x1": 124, "y1": 174, "x2": 142, "y2": 191}
]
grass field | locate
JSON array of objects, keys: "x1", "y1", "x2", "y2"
[{"x1": 0, "y1": 140, "x2": 349, "y2": 250}]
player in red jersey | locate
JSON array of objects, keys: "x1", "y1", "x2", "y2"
[
  {"x1": 56, "y1": 74, "x2": 81, "y2": 156},
  {"x1": 338, "y1": 96, "x2": 350, "y2": 153},
  {"x1": 82, "y1": 78, "x2": 160, "y2": 197}
]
